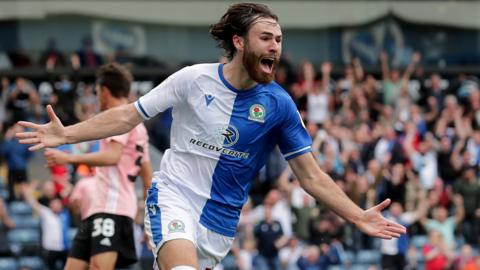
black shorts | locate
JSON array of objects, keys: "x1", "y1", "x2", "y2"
[
  {"x1": 69, "y1": 213, "x2": 137, "y2": 268},
  {"x1": 8, "y1": 169, "x2": 28, "y2": 184}
]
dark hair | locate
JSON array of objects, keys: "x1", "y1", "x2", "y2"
[
  {"x1": 96, "y1": 63, "x2": 133, "y2": 98},
  {"x1": 210, "y1": 3, "x2": 278, "y2": 60}
]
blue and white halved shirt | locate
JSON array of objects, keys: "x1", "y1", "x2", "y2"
[{"x1": 135, "y1": 63, "x2": 312, "y2": 237}]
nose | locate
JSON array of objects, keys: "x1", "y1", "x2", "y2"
[{"x1": 269, "y1": 40, "x2": 280, "y2": 54}]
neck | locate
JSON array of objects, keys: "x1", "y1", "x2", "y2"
[
  {"x1": 105, "y1": 97, "x2": 128, "y2": 111},
  {"x1": 223, "y1": 56, "x2": 257, "y2": 90}
]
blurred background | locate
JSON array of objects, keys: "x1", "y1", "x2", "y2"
[{"x1": 1, "y1": 1, "x2": 480, "y2": 270}]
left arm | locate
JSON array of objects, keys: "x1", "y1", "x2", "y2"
[{"x1": 288, "y1": 153, "x2": 406, "y2": 239}]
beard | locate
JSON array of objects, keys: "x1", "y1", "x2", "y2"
[{"x1": 242, "y1": 42, "x2": 277, "y2": 84}]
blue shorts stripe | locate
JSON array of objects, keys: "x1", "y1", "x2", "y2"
[{"x1": 146, "y1": 186, "x2": 162, "y2": 245}]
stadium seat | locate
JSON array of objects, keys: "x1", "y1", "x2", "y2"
[
  {"x1": 355, "y1": 249, "x2": 381, "y2": 265},
  {"x1": 11, "y1": 215, "x2": 40, "y2": 229},
  {"x1": 410, "y1": 235, "x2": 428, "y2": 249},
  {"x1": 0, "y1": 189, "x2": 8, "y2": 200},
  {"x1": 0, "y1": 257, "x2": 18, "y2": 270},
  {"x1": 8, "y1": 201, "x2": 33, "y2": 215},
  {"x1": 342, "y1": 250, "x2": 356, "y2": 264},
  {"x1": 19, "y1": 256, "x2": 44, "y2": 270},
  {"x1": 69, "y1": 227, "x2": 78, "y2": 241},
  {"x1": 7, "y1": 228, "x2": 41, "y2": 255}
]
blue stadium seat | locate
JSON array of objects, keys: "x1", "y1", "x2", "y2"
[
  {"x1": 355, "y1": 249, "x2": 381, "y2": 265},
  {"x1": 0, "y1": 257, "x2": 18, "y2": 270},
  {"x1": 8, "y1": 201, "x2": 33, "y2": 215},
  {"x1": 349, "y1": 264, "x2": 372, "y2": 270},
  {"x1": 19, "y1": 256, "x2": 44, "y2": 270},
  {"x1": 410, "y1": 235, "x2": 428, "y2": 249},
  {"x1": 69, "y1": 227, "x2": 78, "y2": 241},
  {"x1": 0, "y1": 189, "x2": 8, "y2": 200},
  {"x1": 11, "y1": 215, "x2": 40, "y2": 229},
  {"x1": 342, "y1": 250, "x2": 356, "y2": 265},
  {"x1": 7, "y1": 228, "x2": 41, "y2": 255}
]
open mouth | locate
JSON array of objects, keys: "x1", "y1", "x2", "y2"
[{"x1": 260, "y1": 57, "x2": 275, "y2": 74}]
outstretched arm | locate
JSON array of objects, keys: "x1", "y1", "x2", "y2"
[
  {"x1": 16, "y1": 103, "x2": 143, "y2": 151},
  {"x1": 288, "y1": 152, "x2": 406, "y2": 239}
]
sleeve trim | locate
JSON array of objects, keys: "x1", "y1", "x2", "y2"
[
  {"x1": 284, "y1": 146, "x2": 311, "y2": 159},
  {"x1": 135, "y1": 100, "x2": 151, "y2": 119}
]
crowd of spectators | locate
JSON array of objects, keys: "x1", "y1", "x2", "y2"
[{"x1": 0, "y1": 46, "x2": 479, "y2": 270}]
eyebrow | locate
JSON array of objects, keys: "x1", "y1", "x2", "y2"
[{"x1": 260, "y1": 32, "x2": 282, "y2": 38}]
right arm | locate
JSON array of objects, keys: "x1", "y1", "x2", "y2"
[
  {"x1": 17, "y1": 103, "x2": 142, "y2": 150},
  {"x1": 17, "y1": 66, "x2": 192, "y2": 151},
  {"x1": 379, "y1": 51, "x2": 390, "y2": 81}
]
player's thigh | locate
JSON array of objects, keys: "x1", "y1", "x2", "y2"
[
  {"x1": 64, "y1": 257, "x2": 89, "y2": 270},
  {"x1": 157, "y1": 239, "x2": 198, "y2": 270},
  {"x1": 90, "y1": 251, "x2": 118, "y2": 270},
  {"x1": 197, "y1": 224, "x2": 235, "y2": 270},
  {"x1": 144, "y1": 180, "x2": 196, "y2": 254}
]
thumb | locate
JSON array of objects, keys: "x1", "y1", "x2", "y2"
[
  {"x1": 373, "y1": 199, "x2": 391, "y2": 212},
  {"x1": 46, "y1": 105, "x2": 62, "y2": 124}
]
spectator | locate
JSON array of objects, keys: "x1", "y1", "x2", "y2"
[
  {"x1": 421, "y1": 194, "x2": 464, "y2": 248},
  {"x1": 0, "y1": 197, "x2": 15, "y2": 256},
  {"x1": 453, "y1": 166, "x2": 480, "y2": 245},
  {"x1": 279, "y1": 236, "x2": 303, "y2": 270},
  {"x1": 0, "y1": 77, "x2": 10, "y2": 132},
  {"x1": 7, "y1": 77, "x2": 40, "y2": 123},
  {"x1": 306, "y1": 61, "x2": 332, "y2": 128},
  {"x1": 380, "y1": 200, "x2": 427, "y2": 270},
  {"x1": 1, "y1": 123, "x2": 33, "y2": 202},
  {"x1": 21, "y1": 184, "x2": 71, "y2": 270},
  {"x1": 454, "y1": 244, "x2": 475, "y2": 270},
  {"x1": 253, "y1": 205, "x2": 288, "y2": 270},
  {"x1": 75, "y1": 37, "x2": 102, "y2": 68},
  {"x1": 423, "y1": 230, "x2": 454, "y2": 270},
  {"x1": 38, "y1": 38, "x2": 66, "y2": 70}
]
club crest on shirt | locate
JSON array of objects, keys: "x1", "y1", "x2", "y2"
[
  {"x1": 248, "y1": 104, "x2": 265, "y2": 123},
  {"x1": 168, "y1": 220, "x2": 185, "y2": 233}
]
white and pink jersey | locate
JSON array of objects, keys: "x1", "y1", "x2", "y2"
[{"x1": 85, "y1": 123, "x2": 150, "y2": 220}]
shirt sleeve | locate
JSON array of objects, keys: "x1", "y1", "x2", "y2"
[
  {"x1": 277, "y1": 98, "x2": 312, "y2": 160},
  {"x1": 134, "y1": 66, "x2": 192, "y2": 120}
]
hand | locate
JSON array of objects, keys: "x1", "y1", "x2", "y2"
[
  {"x1": 1, "y1": 77, "x2": 9, "y2": 89},
  {"x1": 453, "y1": 194, "x2": 463, "y2": 206},
  {"x1": 321, "y1": 62, "x2": 332, "y2": 74},
  {"x1": 355, "y1": 199, "x2": 406, "y2": 239},
  {"x1": 44, "y1": 148, "x2": 70, "y2": 166},
  {"x1": 379, "y1": 51, "x2": 388, "y2": 62},
  {"x1": 16, "y1": 105, "x2": 66, "y2": 151},
  {"x1": 411, "y1": 52, "x2": 421, "y2": 64}
]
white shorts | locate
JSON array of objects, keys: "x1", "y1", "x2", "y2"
[{"x1": 144, "y1": 179, "x2": 235, "y2": 269}]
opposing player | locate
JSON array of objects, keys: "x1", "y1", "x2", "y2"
[
  {"x1": 42, "y1": 63, "x2": 152, "y2": 270},
  {"x1": 17, "y1": 3, "x2": 406, "y2": 270}
]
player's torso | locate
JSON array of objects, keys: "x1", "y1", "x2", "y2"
[
  {"x1": 170, "y1": 68, "x2": 280, "y2": 165},
  {"x1": 91, "y1": 125, "x2": 148, "y2": 218}
]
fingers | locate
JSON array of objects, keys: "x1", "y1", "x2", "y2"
[
  {"x1": 374, "y1": 199, "x2": 391, "y2": 212},
  {"x1": 29, "y1": 144, "x2": 45, "y2": 151},
  {"x1": 17, "y1": 121, "x2": 41, "y2": 130},
  {"x1": 386, "y1": 221, "x2": 407, "y2": 234},
  {"x1": 46, "y1": 105, "x2": 61, "y2": 123},
  {"x1": 375, "y1": 232, "x2": 392, "y2": 240},
  {"x1": 18, "y1": 138, "x2": 41, "y2": 145}
]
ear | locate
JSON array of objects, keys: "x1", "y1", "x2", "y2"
[
  {"x1": 232, "y1": 35, "x2": 245, "y2": 52},
  {"x1": 100, "y1": 86, "x2": 111, "y2": 97}
]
